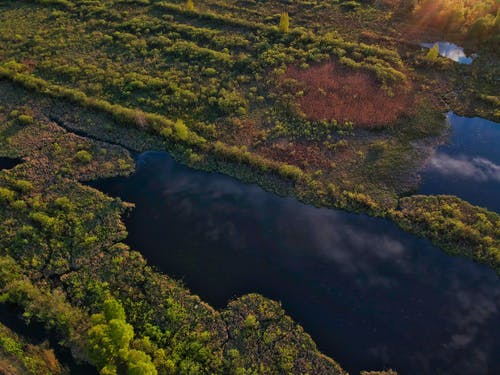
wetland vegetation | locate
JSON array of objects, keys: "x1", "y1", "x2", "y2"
[{"x1": 0, "y1": 0, "x2": 499, "y2": 374}]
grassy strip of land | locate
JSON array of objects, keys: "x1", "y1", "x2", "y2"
[{"x1": 391, "y1": 195, "x2": 500, "y2": 273}]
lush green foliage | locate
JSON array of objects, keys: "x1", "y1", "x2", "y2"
[
  {"x1": 425, "y1": 43, "x2": 439, "y2": 61},
  {"x1": 392, "y1": 195, "x2": 500, "y2": 273},
  {"x1": 88, "y1": 298, "x2": 156, "y2": 375},
  {"x1": 279, "y1": 12, "x2": 290, "y2": 33}
]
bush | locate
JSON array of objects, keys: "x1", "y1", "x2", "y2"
[
  {"x1": 279, "y1": 12, "x2": 290, "y2": 33},
  {"x1": 17, "y1": 114, "x2": 34, "y2": 125},
  {"x1": 75, "y1": 150, "x2": 93, "y2": 164},
  {"x1": 0, "y1": 187, "x2": 16, "y2": 203},
  {"x1": 185, "y1": 0, "x2": 194, "y2": 12},
  {"x1": 425, "y1": 43, "x2": 439, "y2": 61}
]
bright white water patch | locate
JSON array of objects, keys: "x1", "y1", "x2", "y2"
[{"x1": 421, "y1": 42, "x2": 476, "y2": 64}]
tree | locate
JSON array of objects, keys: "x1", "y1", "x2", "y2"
[
  {"x1": 125, "y1": 350, "x2": 157, "y2": 375},
  {"x1": 87, "y1": 298, "x2": 158, "y2": 375},
  {"x1": 426, "y1": 43, "x2": 439, "y2": 61},
  {"x1": 75, "y1": 150, "x2": 92, "y2": 164},
  {"x1": 87, "y1": 298, "x2": 134, "y2": 372},
  {"x1": 185, "y1": 0, "x2": 194, "y2": 11},
  {"x1": 468, "y1": 16, "x2": 494, "y2": 43},
  {"x1": 174, "y1": 119, "x2": 189, "y2": 141},
  {"x1": 279, "y1": 12, "x2": 289, "y2": 33}
]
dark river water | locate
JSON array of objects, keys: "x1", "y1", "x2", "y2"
[
  {"x1": 420, "y1": 112, "x2": 500, "y2": 213},
  {"x1": 91, "y1": 113, "x2": 500, "y2": 375},
  {"x1": 0, "y1": 156, "x2": 21, "y2": 170}
]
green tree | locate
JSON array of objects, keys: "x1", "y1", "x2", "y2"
[
  {"x1": 174, "y1": 119, "x2": 189, "y2": 141},
  {"x1": 426, "y1": 43, "x2": 439, "y2": 61},
  {"x1": 87, "y1": 298, "x2": 158, "y2": 375},
  {"x1": 185, "y1": 0, "x2": 194, "y2": 11},
  {"x1": 87, "y1": 298, "x2": 134, "y2": 372},
  {"x1": 75, "y1": 150, "x2": 92, "y2": 164},
  {"x1": 279, "y1": 12, "x2": 289, "y2": 33},
  {"x1": 125, "y1": 350, "x2": 157, "y2": 375},
  {"x1": 468, "y1": 16, "x2": 494, "y2": 43},
  {"x1": 103, "y1": 298, "x2": 126, "y2": 321}
]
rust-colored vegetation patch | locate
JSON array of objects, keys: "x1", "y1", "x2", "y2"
[
  {"x1": 284, "y1": 61, "x2": 413, "y2": 128},
  {"x1": 259, "y1": 140, "x2": 332, "y2": 170}
]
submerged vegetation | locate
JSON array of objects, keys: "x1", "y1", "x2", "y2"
[{"x1": 0, "y1": 0, "x2": 498, "y2": 373}]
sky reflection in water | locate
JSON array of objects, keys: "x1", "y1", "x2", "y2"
[
  {"x1": 420, "y1": 112, "x2": 500, "y2": 213},
  {"x1": 421, "y1": 42, "x2": 476, "y2": 64},
  {"x1": 92, "y1": 150, "x2": 500, "y2": 375}
]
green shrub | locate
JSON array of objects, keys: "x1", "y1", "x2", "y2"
[
  {"x1": 185, "y1": 0, "x2": 194, "y2": 12},
  {"x1": 17, "y1": 114, "x2": 34, "y2": 125},
  {"x1": 279, "y1": 12, "x2": 290, "y2": 33},
  {"x1": 425, "y1": 43, "x2": 439, "y2": 61},
  {"x1": 75, "y1": 150, "x2": 93, "y2": 164},
  {"x1": 11, "y1": 179, "x2": 33, "y2": 193},
  {"x1": 0, "y1": 187, "x2": 16, "y2": 203}
]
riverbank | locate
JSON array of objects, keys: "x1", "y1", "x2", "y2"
[{"x1": 0, "y1": 82, "x2": 347, "y2": 374}]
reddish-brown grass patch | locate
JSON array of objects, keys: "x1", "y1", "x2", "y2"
[
  {"x1": 283, "y1": 61, "x2": 413, "y2": 128},
  {"x1": 258, "y1": 141, "x2": 332, "y2": 170}
]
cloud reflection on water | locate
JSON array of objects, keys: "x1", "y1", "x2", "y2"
[
  {"x1": 427, "y1": 153, "x2": 500, "y2": 182},
  {"x1": 98, "y1": 151, "x2": 500, "y2": 375}
]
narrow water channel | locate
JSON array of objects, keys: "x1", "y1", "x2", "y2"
[{"x1": 90, "y1": 146, "x2": 500, "y2": 375}]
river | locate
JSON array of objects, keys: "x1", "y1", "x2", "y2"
[{"x1": 90, "y1": 113, "x2": 500, "y2": 375}]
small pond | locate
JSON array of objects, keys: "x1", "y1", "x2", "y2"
[
  {"x1": 420, "y1": 112, "x2": 500, "y2": 213},
  {"x1": 91, "y1": 150, "x2": 500, "y2": 375},
  {"x1": 421, "y1": 42, "x2": 476, "y2": 64},
  {"x1": 0, "y1": 157, "x2": 21, "y2": 170}
]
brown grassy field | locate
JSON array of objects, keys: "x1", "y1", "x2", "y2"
[{"x1": 284, "y1": 61, "x2": 414, "y2": 128}]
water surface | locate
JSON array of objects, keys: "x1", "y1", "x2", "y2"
[
  {"x1": 91, "y1": 151, "x2": 500, "y2": 375},
  {"x1": 420, "y1": 112, "x2": 500, "y2": 213},
  {"x1": 0, "y1": 157, "x2": 21, "y2": 170},
  {"x1": 421, "y1": 42, "x2": 476, "y2": 64}
]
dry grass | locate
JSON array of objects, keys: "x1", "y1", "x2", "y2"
[{"x1": 284, "y1": 61, "x2": 413, "y2": 128}]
